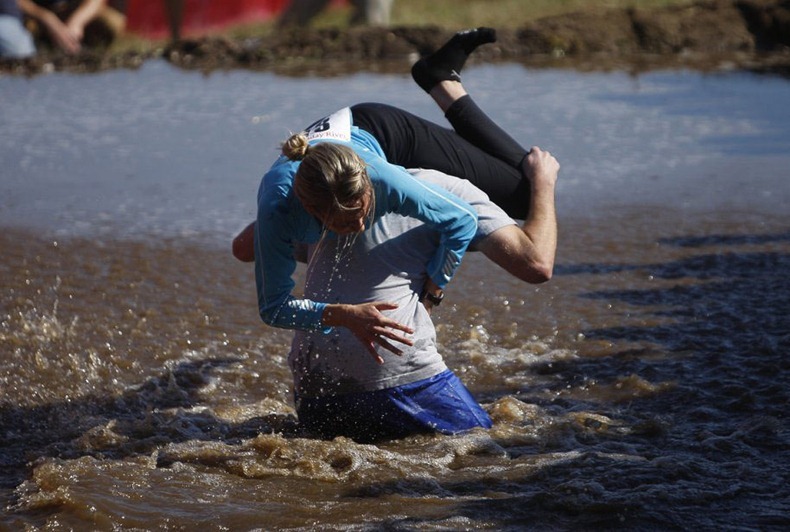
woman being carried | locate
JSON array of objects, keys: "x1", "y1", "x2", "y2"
[{"x1": 244, "y1": 28, "x2": 537, "y2": 358}]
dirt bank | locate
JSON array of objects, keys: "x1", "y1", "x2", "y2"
[{"x1": 3, "y1": 0, "x2": 789, "y2": 77}]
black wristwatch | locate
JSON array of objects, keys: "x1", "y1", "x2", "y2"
[{"x1": 420, "y1": 289, "x2": 444, "y2": 306}]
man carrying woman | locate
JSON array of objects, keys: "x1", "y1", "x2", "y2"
[{"x1": 235, "y1": 28, "x2": 560, "y2": 440}]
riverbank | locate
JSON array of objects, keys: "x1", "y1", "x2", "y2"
[{"x1": 2, "y1": 0, "x2": 789, "y2": 77}]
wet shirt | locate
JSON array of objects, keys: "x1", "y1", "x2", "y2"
[
  {"x1": 254, "y1": 107, "x2": 478, "y2": 332},
  {"x1": 289, "y1": 169, "x2": 516, "y2": 398}
]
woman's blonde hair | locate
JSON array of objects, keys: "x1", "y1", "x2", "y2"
[{"x1": 282, "y1": 132, "x2": 373, "y2": 221}]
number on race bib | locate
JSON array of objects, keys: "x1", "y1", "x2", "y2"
[
  {"x1": 305, "y1": 117, "x2": 330, "y2": 135},
  {"x1": 303, "y1": 107, "x2": 352, "y2": 142}
]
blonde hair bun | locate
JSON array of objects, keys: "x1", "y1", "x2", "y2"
[{"x1": 281, "y1": 132, "x2": 310, "y2": 161}]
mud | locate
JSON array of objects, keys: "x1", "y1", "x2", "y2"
[{"x1": 2, "y1": 0, "x2": 789, "y2": 77}]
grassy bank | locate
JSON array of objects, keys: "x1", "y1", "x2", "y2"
[
  {"x1": 114, "y1": 0, "x2": 698, "y2": 51},
  {"x1": 19, "y1": 0, "x2": 786, "y2": 77},
  {"x1": 281, "y1": 0, "x2": 698, "y2": 29},
  {"x1": 383, "y1": 0, "x2": 696, "y2": 28}
]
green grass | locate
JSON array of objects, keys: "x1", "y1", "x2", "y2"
[
  {"x1": 111, "y1": 0, "x2": 698, "y2": 52},
  {"x1": 388, "y1": 0, "x2": 695, "y2": 28}
]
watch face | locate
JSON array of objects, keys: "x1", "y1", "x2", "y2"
[
  {"x1": 428, "y1": 292, "x2": 443, "y2": 305},
  {"x1": 421, "y1": 289, "x2": 444, "y2": 306}
]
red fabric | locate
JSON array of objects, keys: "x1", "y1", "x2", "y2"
[{"x1": 126, "y1": 0, "x2": 291, "y2": 38}]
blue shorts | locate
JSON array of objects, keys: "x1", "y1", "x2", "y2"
[{"x1": 296, "y1": 370, "x2": 492, "y2": 443}]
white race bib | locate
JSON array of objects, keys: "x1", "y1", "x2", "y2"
[{"x1": 304, "y1": 107, "x2": 352, "y2": 143}]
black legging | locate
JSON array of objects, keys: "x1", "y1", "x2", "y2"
[{"x1": 351, "y1": 97, "x2": 530, "y2": 219}]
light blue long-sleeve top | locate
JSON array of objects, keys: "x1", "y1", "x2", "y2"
[{"x1": 254, "y1": 107, "x2": 478, "y2": 332}]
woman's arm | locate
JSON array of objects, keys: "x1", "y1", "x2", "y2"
[
  {"x1": 254, "y1": 210, "x2": 415, "y2": 358},
  {"x1": 254, "y1": 195, "x2": 328, "y2": 331},
  {"x1": 367, "y1": 155, "x2": 478, "y2": 289}
]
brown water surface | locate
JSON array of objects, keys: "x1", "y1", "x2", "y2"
[{"x1": 1, "y1": 63, "x2": 789, "y2": 529}]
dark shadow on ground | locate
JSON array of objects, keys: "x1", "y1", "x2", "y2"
[
  {"x1": 538, "y1": 231, "x2": 789, "y2": 436},
  {"x1": 344, "y1": 229, "x2": 790, "y2": 529}
]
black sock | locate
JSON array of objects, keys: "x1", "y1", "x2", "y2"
[{"x1": 411, "y1": 27, "x2": 497, "y2": 93}]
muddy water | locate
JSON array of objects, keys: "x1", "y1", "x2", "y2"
[{"x1": 1, "y1": 62, "x2": 789, "y2": 530}]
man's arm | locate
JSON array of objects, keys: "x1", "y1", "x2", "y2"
[
  {"x1": 236, "y1": 147, "x2": 559, "y2": 286},
  {"x1": 475, "y1": 146, "x2": 559, "y2": 284}
]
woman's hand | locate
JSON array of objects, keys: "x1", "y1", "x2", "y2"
[{"x1": 323, "y1": 302, "x2": 414, "y2": 364}]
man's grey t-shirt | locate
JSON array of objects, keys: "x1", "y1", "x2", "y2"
[{"x1": 288, "y1": 169, "x2": 516, "y2": 398}]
